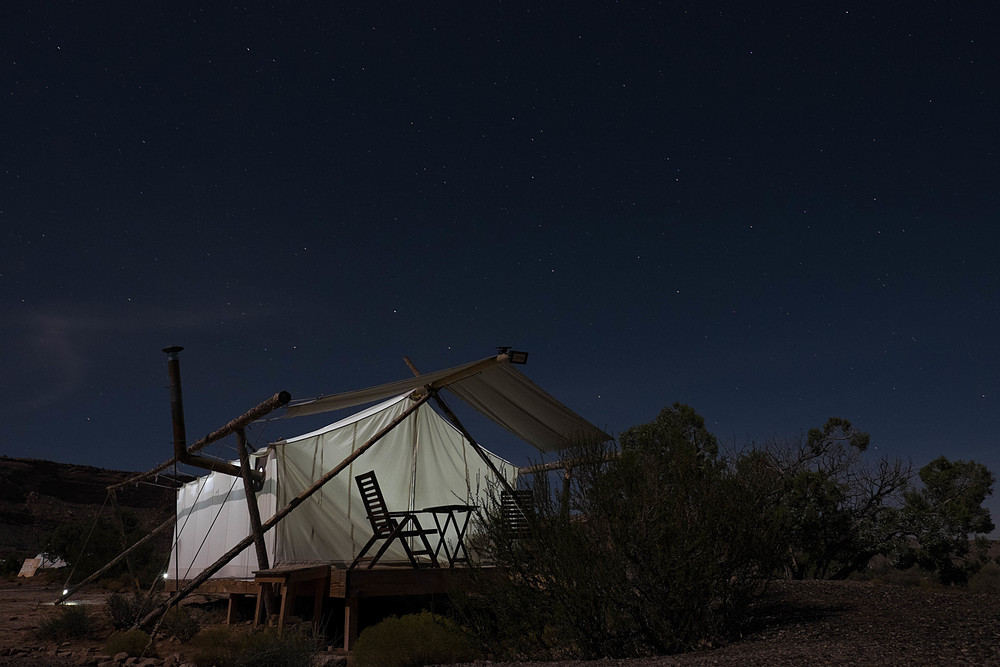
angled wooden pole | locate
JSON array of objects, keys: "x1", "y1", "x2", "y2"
[
  {"x1": 55, "y1": 515, "x2": 175, "y2": 605},
  {"x1": 137, "y1": 389, "x2": 435, "y2": 629}
]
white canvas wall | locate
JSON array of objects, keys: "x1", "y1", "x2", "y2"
[{"x1": 167, "y1": 455, "x2": 277, "y2": 580}]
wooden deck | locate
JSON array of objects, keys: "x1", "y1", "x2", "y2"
[{"x1": 165, "y1": 563, "x2": 480, "y2": 650}]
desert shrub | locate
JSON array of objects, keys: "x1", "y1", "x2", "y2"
[
  {"x1": 105, "y1": 628, "x2": 154, "y2": 657},
  {"x1": 36, "y1": 604, "x2": 93, "y2": 641},
  {"x1": 898, "y1": 457, "x2": 995, "y2": 586},
  {"x1": 237, "y1": 627, "x2": 315, "y2": 667},
  {"x1": 189, "y1": 625, "x2": 314, "y2": 667},
  {"x1": 159, "y1": 605, "x2": 200, "y2": 642},
  {"x1": 352, "y1": 611, "x2": 476, "y2": 667},
  {"x1": 968, "y1": 562, "x2": 1000, "y2": 595},
  {"x1": 459, "y1": 404, "x2": 786, "y2": 660},
  {"x1": 764, "y1": 419, "x2": 911, "y2": 581},
  {"x1": 106, "y1": 592, "x2": 162, "y2": 630},
  {"x1": 188, "y1": 626, "x2": 236, "y2": 667}
]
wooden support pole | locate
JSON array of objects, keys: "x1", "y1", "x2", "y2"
[
  {"x1": 137, "y1": 389, "x2": 435, "y2": 629},
  {"x1": 517, "y1": 450, "x2": 620, "y2": 475},
  {"x1": 55, "y1": 515, "x2": 175, "y2": 604},
  {"x1": 236, "y1": 428, "x2": 275, "y2": 619}
]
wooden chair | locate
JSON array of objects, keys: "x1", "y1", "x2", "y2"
[
  {"x1": 350, "y1": 471, "x2": 440, "y2": 569},
  {"x1": 500, "y1": 489, "x2": 534, "y2": 539}
]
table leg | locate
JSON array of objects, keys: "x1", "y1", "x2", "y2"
[
  {"x1": 432, "y1": 511, "x2": 457, "y2": 565},
  {"x1": 452, "y1": 510, "x2": 474, "y2": 565}
]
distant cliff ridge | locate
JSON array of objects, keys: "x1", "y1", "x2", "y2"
[{"x1": 0, "y1": 456, "x2": 187, "y2": 560}]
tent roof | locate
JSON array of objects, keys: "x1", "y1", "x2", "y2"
[
  {"x1": 281, "y1": 355, "x2": 609, "y2": 452},
  {"x1": 281, "y1": 391, "x2": 415, "y2": 443}
]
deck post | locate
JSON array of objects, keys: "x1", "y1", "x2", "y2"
[
  {"x1": 344, "y1": 596, "x2": 359, "y2": 651},
  {"x1": 312, "y1": 574, "x2": 327, "y2": 635},
  {"x1": 226, "y1": 594, "x2": 246, "y2": 624},
  {"x1": 278, "y1": 584, "x2": 293, "y2": 629},
  {"x1": 253, "y1": 591, "x2": 266, "y2": 627}
]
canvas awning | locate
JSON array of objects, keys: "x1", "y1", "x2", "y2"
[{"x1": 282, "y1": 355, "x2": 609, "y2": 452}]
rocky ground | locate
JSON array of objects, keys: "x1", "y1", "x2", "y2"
[
  {"x1": 448, "y1": 579, "x2": 1000, "y2": 667},
  {"x1": 4, "y1": 577, "x2": 999, "y2": 666}
]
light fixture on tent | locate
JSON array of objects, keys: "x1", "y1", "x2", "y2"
[{"x1": 497, "y1": 346, "x2": 529, "y2": 364}]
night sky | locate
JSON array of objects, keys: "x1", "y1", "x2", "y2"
[{"x1": 3, "y1": 4, "x2": 998, "y2": 528}]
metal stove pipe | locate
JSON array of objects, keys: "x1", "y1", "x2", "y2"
[
  {"x1": 163, "y1": 346, "x2": 188, "y2": 460},
  {"x1": 162, "y1": 346, "x2": 262, "y2": 482}
]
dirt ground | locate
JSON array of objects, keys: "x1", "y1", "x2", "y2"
[
  {"x1": 0, "y1": 575, "x2": 210, "y2": 666},
  {"x1": 1, "y1": 576, "x2": 115, "y2": 665},
  {"x1": 4, "y1": 576, "x2": 1000, "y2": 666}
]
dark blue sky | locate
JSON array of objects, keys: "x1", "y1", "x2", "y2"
[{"x1": 3, "y1": 3, "x2": 998, "y2": 526}]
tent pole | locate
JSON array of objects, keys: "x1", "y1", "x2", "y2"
[
  {"x1": 404, "y1": 357, "x2": 518, "y2": 498},
  {"x1": 430, "y1": 394, "x2": 518, "y2": 497},
  {"x1": 236, "y1": 428, "x2": 275, "y2": 619},
  {"x1": 137, "y1": 388, "x2": 435, "y2": 629}
]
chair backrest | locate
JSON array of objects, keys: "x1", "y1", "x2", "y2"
[
  {"x1": 356, "y1": 471, "x2": 394, "y2": 536},
  {"x1": 500, "y1": 489, "x2": 534, "y2": 538}
]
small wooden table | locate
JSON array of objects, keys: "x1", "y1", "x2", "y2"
[
  {"x1": 423, "y1": 504, "x2": 477, "y2": 567},
  {"x1": 253, "y1": 564, "x2": 330, "y2": 631}
]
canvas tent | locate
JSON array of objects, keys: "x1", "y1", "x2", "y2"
[
  {"x1": 167, "y1": 355, "x2": 608, "y2": 581},
  {"x1": 18, "y1": 553, "x2": 67, "y2": 578},
  {"x1": 169, "y1": 392, "x2": 515, "y2": 579}
]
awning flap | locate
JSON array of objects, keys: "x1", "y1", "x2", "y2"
[{"x1": 281, "y1": 356, "x2": 609, "y2": 452}]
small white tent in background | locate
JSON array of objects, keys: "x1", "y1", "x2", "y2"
[
  {"x1": 166, "y1": 353, "x2": 608, "y2": 582},
  {"x1": 169, "y1": 392, "x2": 515, "y2": 579},
  {"x1": 17, "y1": 553, "x2": 68, "y2": 578}
]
